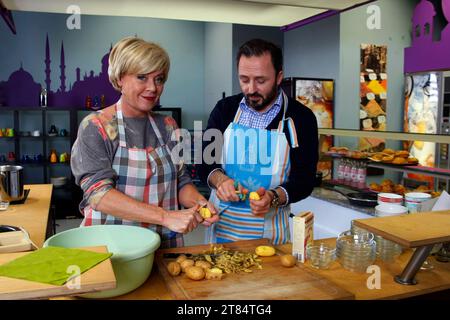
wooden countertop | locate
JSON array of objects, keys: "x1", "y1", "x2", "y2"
[
  {"x1": 0, "y1": 184, "x2": 53, "y2": 248},
  {"x1": 110, "y1": 238, "x2": 450, "y2": 300}
]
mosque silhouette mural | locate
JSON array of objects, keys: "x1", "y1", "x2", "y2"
[{"x1": 0, "y1": 34, "x2": 120, "y2": 108}]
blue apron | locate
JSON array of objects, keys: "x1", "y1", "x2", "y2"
[{"x1": 206, "y1": 92, "x2": 299, "y2": 245}]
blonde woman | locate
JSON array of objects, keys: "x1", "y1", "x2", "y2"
[{"x1": 71, "y1": 37, "x2": 218, "y2": 248}]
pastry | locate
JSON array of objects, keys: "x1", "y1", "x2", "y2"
[
  {"x1": 394, "y1": 150, "x2": 410, "y2": 158},
  {"x1": 392, "y1": 157, "x2": 407, "y2": 164},
  {"x1": 407, "y1": 157, "x2": 419, "y2": 164},
  {"x1": 381, "y1": 155, "x2": 394, "y2": 162},
  {"x1": 382, "y1": 148, "x2": 395, "y2": 155}
]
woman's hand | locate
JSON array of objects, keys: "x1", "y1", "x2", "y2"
[
  {"x1": 249, "y1": 187, "x2": 272, "y2": 216},
  {"x1": 197, "y1": 199, "x2": 220, "y2": 227},
  {"x1": 162, "y1": 204, "x2": 204, "y2": 234}
]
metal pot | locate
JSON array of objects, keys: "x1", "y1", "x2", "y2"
[{"x1": 0, "y1": 165, "x2": 24, "y2": 202}]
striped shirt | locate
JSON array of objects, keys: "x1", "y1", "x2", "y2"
[{"x1": 237, "y1": 91, "x2": 283, "y2": 129}]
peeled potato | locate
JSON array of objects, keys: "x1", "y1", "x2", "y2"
[
  {"x1": 167, "y1": 261, "x2": 181, "y2": 276},
  {"x1": 249, "y1": 192, "x2": 260, "y2": 200},
  {"x1": 176, "y1": 254, "x2": 188, "y2": 264},
  {"x1": 185, "y1": 266, "x2": 205, "y2": 281},
  {"x1": 205, "y1": 267, "x2": 224, "y2": 280},
  {"x1": 199, "y1": 207, "x2": 212, "y2": 219},
  {"x1": 280, "y1": 254, "x2": 296, "y2": 268},
  {"x1": 180, "y1": 259, "x2": 195, "y2": 272},
  {"x1": 255, "y1": 245, "x2": 276, "y2": 257},
  {"x1": 195, "y1": 260, "x2": 212, "y2": 270}
]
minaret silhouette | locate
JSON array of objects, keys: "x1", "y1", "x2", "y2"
[
  {"x1": 45, "y1": 34, "x2": 51, "y2": 92},
  {"x1": 59, "y1": 41, "x2": 66, "y2": 92}
]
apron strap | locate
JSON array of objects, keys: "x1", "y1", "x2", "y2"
[
  {"x1": 233, "y1": 108, "x2": 243, "y2": 123},
  {"x1": 115, "y1": 98, "x2": 166, "y2": 147},
  {"x1": 148, "y1": 114, "x2": 166, "y2": 146},
  {"x1": 116, "y1": 99, "x2": 127, "y2": 148},
  {"x1": 277, "y1": 91, "x2": 289, "y2": 133},
  {"x1": 285, "y1": 117, "x2": 299, "y2": 148}
]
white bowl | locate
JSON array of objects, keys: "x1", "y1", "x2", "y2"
[
  {"x1": 50, "y1": 176, "x2": 67, "y2": 187},
  {"x1": 377, "y1": 193, "x2": 403, "y2": 205},
  {"x1": 375, "y1": 204, "x2": 408, "y2": 217}
]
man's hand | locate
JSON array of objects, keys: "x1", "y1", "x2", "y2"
[
  {"x1": 216, "y1": 178, "x2": 241, "y2": 202},
  {"x1": 249, "y1": 187, "x2": 273, "y2": 216}
]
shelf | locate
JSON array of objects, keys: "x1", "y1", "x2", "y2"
[
  {"x1": 323, "y1": 152, "x2": 450, "y2": 180},
  {"x1": 15, "y1": 162, "x2": 71, "y2": 167},
  {"x1": 319, "y1": 128, "x2": 450, "y2": 144},
  {"x1": 367, "y1": 162, "x2": 450, "y2": 180}
]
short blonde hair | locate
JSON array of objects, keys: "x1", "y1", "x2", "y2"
[{"x1": 108, "y1": 37, "x2": 170, "y2": 91}]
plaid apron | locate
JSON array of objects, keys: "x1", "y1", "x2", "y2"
[
  {"x1": 206, "y1": 92, "x2": 299, "y2": 245},
  {"x1": 81, "y1": 100, "x2": 183, "y2": 248}
]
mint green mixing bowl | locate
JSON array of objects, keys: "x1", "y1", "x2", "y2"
[{"x1": 43, "y1": 225, "x2": 161, "y2": 298}]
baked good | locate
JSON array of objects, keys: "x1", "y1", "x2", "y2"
[
  {"x1": 392, "y1": 157, "x2": 407, "y2": 164},
  {"x1": 382, "y1": 148, "x2": 395, "y2": 155},
  {"x1": 394, "y1": 150, "x2": 410, "y2": 158}
]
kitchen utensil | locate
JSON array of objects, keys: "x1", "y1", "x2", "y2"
[
  {"x1": 44, "y1": 225, "x2": 160, "y2": 298},
  {"x1": 0, "y1": 165, "x2": 24, "y2": 202},
  {"x1": 375, "y1": 204, "x2": 408, "y2": 217},
  {"x1": 377, "y1": 192, "x2": 403, "y2": 206},
  {"x1": 0, "y1": 201, "x2": 9, "y2": 211},
  {"x1": 0, "y1": 246, "x2": 115, "y2": 300},
  {"x1": 156, "y1": 238, "x2": 354, "y2": 300},
  {"x1": 306, "y1": 243, "x2": 336, "y2": 269},
  {"x1": 0, "y1": 225, "x2": 20, "y2": 232},
  {"x1": 405, "y1": 192, "x2": 432, "y2": 213},
  {"x1": 336, "y1": 230, "x2": 376, "y2": 273},
  {"x1": 50, "y1": 176, "x2": 67, "y2": 188},
  {"x1": 324, "y1": 187, "x2": 378, "y2": 207}
]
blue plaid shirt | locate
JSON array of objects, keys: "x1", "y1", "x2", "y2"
[{"x1": 237, "y1": 91, "x2": 283, "y2": 129}]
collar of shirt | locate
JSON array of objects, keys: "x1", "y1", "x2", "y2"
[{"x1": 238, "y1": 90, "x2": 283, "y2": 129}]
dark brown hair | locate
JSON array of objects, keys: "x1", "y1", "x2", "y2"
[{"x1": 236, "y1": 39, "x2": 283, "y2": 75}]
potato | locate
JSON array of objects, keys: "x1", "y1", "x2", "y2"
[
  {"x1": 195, "y1": 260, "x2": 212, "y2": 270},
  {"x1": 199, "y1": 207, "x2": 212, "y2": 219},
  {"x1": 255, "y1": 245, "x2": 276, "y2": 257},
  {"x1": 176, "y1": 254, "x2": 188, "y2": 264},
  {"x1": 185, "y1": 266, "x2": 205, "y2": 281},
  {"x1": 180, "y1": 259, "x2": 195, "y2": 272},
  {"x1": 205, "y1": 267, "x2": 224, "y2": 280},
  {"x1": 167, "y1": 261, "x2": 181, "y2": 276},
  {"x1": 280, "y1": 254, "x2": 296, "y2": 268},
  {"x1": 249, "y1": 192, "x2": 260, "y2": 200}
]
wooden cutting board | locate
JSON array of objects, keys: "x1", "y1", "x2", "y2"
[
  {"x1": 156, "y1": 238, "x2": 354, "y2": 300},
  {"x1": 0, "y1": 246, "x2": 116, "y2": 300},
  {"x1": 353, "y1": 210, "x2": 450, "y2": 248}
]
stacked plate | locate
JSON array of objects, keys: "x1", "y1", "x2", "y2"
[
  {"x1": 351, "y1": 222, "x2": 402, "y2": 262},
  {"x1": 337, "y1": 230, "x2": 376, "y2": 273},
  {"x1": 374, "y1": 235, "x2": 403, "y2": 262}
]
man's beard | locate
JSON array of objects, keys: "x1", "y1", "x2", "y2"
[{"x1": 245, "y1": 84, "x2": 278, "y2": 111}]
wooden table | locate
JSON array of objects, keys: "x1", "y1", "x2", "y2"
[
  {"x1": 0, "y1": 184, "x2": 53, "y2": 248},
  {"x1": 109, "y1": 238, "x2": 450, "y2": 300}
]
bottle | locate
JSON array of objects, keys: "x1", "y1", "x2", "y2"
[
  {"x1": 350, "y1": 161, "x2": 358, "y2": 187},
  {"x1": 337, "y1": 159, "x2": 345, "y2": 183},
  {"x1": 343, "y1": 159, "x2": 351, "y2": 185},
  {"x1": 40, "y1": 88, "x2": 48, "y2": 107},
  {"x1": 50, "y1": 149, "x2": 58, "y2": 163},
  {"x1": 357, "y1": 162, "x2": 367, "y2": 189}
]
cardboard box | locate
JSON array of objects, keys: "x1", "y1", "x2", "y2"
[{"x1": 291, "y1": 211, "x2": 314, "y2": 263}]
